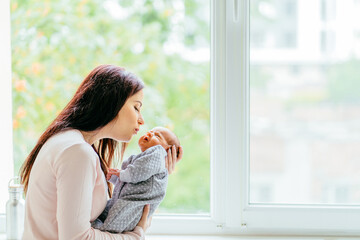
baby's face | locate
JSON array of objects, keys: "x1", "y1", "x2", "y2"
[{"x1": 138, "y1": 127, "x2": 175, "y2": 152}]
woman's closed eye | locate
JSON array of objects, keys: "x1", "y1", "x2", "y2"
[{"x1": 134, "y1": 106, "x2": 140, "y2": 112}]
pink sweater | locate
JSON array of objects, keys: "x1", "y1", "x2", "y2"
[{"x1": 23, "y1": 129, "x2": 145, "y2": 240}]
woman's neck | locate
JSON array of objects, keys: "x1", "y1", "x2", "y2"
[{"x1": 80, "y1": 130, "x2": 101, "y2": 145}]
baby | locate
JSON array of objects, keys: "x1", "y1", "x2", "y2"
[{"x1": 91, "y1": 126, "x2": 180, "y2": 233}]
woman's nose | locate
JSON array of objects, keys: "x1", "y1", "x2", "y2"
[{"x1": 138, "y1": 114, "x2": 145, "y2": 125}]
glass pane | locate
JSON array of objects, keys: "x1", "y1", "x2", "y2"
[
  {"x1": 11, "y1": 0, "x2": 210, "y2": 213},
  {"x1": 250, "y1": 0, "x2": 360, "y2": 205}
]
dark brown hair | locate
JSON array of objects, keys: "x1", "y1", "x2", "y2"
[{"x1": 20, "y1": 65, "x2": 144, "y2": 196}]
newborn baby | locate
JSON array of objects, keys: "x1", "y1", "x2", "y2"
[{"x1": 92, "y1": 126, "x2": 180, "y2": 233}]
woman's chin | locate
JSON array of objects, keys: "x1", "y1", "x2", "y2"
[{"x1": 114, "y1": 135, "x2": 132, "y2": 143}]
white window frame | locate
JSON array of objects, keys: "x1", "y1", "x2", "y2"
[
  {"x1": 149, "y1": 0, "x2": 248, "y2": 235},
  {"x1": 0, "y1": 0, "x2": 14, "y2": 221},
  {"x1": 3, "y1": 0, "x2": 360, "y2": 236}
]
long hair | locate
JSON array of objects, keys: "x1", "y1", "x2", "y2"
[{"x1": 20, "y1": 65, "x2": 144, "y2": 197}]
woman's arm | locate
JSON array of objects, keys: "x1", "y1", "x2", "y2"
[{"x1": 54, "y1": 143, "x2": 146, "y2": 240}]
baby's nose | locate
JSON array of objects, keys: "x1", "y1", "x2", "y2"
[{"x1": 147, "y1": 132, "x2": 153, "y2": 137}]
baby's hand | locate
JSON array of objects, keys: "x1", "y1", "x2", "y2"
[{"x1": 106, "y1": 168, "x2": 120, "y2": 181}]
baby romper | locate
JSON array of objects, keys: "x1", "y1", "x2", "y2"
[{"x1": 92, "y1": 145, "x2": 168, "y2": 233}]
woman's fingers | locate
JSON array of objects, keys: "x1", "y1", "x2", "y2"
[
  {"x1": 148, "y1": 216, "x2": 153, "y2": 228},
  {"x1": 136, "y1": 204, "x2": 150, "y2": 231},
  {"x1": 167, "y1": 148, "x2": 173, "y2": 174},
  {"x1": 165, "y1": 156, "x2": 168, "y2": 170},
  {"x1": 165, "y1": 145, "x2": 184, "y2": 174},
  {"x1": 142, "y1": 204, "x2": 150, "y2": 219},
  {"x1": 171, "y1": 145, "x2": 177, "y2": 167}
]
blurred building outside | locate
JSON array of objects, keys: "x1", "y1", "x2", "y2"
[{"x1": 250, "y1": 0, "x2": 360, "y2": 205}]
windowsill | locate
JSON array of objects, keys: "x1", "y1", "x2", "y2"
[
  {"x1": 0, "y1": 233, "x2": 358, "y2": 239},
  {"x1": 146, "y1": 235, "x2": 357, "y2": 240}
]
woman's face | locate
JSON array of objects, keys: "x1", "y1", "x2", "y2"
[{"x1": 106, "y1": 89, "x2": 145, "y2": 142}]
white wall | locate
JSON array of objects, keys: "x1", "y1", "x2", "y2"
[{"x1": 0, "y1": 0, "x2": 14, "y2": 214}]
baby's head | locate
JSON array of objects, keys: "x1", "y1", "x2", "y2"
[{"x1": 138, "y1": 127, "x2": 180, "y2": 157}]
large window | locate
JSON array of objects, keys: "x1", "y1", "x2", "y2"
[{"x1": 2, "y1": 0, "x2": 360, "y2": 237}]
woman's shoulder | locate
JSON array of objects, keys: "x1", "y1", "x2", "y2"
[
  {"x1": 42, "y1": 129, "x2": 98, "y2": 165},
  {"x1": 46, "y1": 129, "x2": 87, "y2": 148}
]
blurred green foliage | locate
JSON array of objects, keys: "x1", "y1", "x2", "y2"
[{"x1": 11, "y1": 0, "x2": 210, "y2": 213}]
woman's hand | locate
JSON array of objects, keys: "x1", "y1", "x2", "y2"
[
  {"x1": 165, "y1": 145, "x2": 183, "y2": 174},
  {"x1": 106, "y1": 168, "x2": 120, "y2": 181},
  {"x1": 136, "y1": 204, "x2": 152, "y2": 232}
]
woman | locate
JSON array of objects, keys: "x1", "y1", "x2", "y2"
[{"x1": 20, "y1": 65, "x2": 182, "y2": 240}]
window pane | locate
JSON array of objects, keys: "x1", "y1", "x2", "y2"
[
  {"x1": 11, "y1": 0, "x2": 210, "y2": 213},
  {"x1": 250, "y1": 0, "x2": 360, "y2": 205}
]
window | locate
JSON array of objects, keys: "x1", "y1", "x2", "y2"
[
  {"x1": 320, "y1": 30, "x2": 336, "y2": 54},
  {"x1": 321, "y1": 0, "x2": 336, "y2": 21},
  {"x1": 2, "y1": 0, "x2": 360, "y2": 237},
  {"x1": 246, "y1": 0, "x2": 360, "y2": 234},
  {"x1": 250, "y1": 0, "x2": 297, "y2": 49}
]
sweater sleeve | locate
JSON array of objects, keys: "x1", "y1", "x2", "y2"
[
  {"x1": 119, "y1": 145, "x2": 167, "y2": 183},
  {"x1": 54, "y1": 143, "x2": 145, "y2": 240}
]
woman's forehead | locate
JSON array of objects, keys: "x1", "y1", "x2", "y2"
[{"x1": 130, "y1": 89, "x2": 144, "y2": 101}]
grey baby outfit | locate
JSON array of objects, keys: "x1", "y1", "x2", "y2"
[{"x1": 92, "y1": 145, "x2": 168, "y2": 233}]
